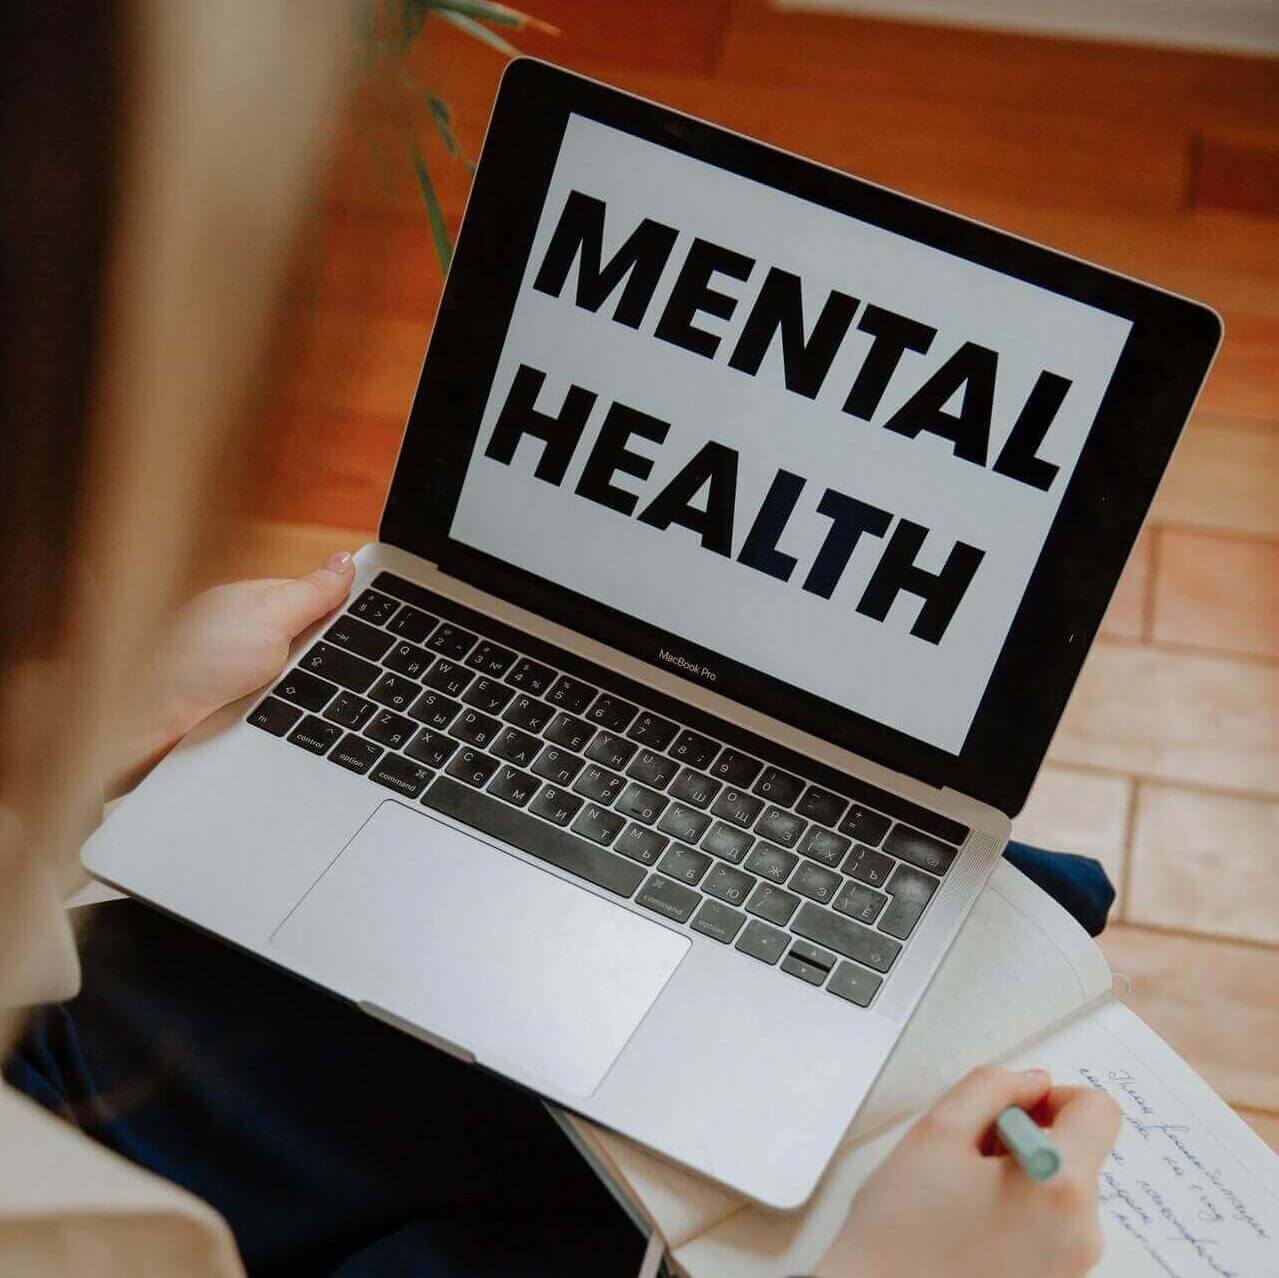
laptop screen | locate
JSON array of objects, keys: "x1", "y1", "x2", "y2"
[{"x1": 445, "y1": 112, "x2": 1131, "y2": 757}]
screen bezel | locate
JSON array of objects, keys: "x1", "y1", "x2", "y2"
[{"x1": 379, "y1": 58, "x2": 1221, "y2": 816}]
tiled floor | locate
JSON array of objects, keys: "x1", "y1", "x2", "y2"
[{"x1": 236, "y1": 4, "x2": 1279, "y2": 1147}]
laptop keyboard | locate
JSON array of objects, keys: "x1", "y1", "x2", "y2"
[{"x1": 247, "y1": 571, "x2": 969, "y2": 1010}]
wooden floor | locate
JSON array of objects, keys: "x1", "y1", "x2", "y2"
[{"x1": 236, "y1": 3, "x2": 1279, "y2": 1150}]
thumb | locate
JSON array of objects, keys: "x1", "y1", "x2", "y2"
[{"x1": 261, "y1": 552, "x2": 355, "y2": 638}]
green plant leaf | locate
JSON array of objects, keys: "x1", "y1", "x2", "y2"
[
  {"x1": 411, "y1": 138, "x2": 454, "y2": 274},
  {"x1": 424, "y1": 0, "x2": 541, "y2": 28},
  {"x1": 436, "y1": 9, "x2": 521, "y2": 56},
  {"x1": 401, "y1": 0, "x2": 431, "y2": 50},
  {"x1": 397, "y1": 68, "x2": 476, "y2": 172}
]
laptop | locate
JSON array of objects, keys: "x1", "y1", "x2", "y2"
[{"x1": 83, "y1": 60, "x2": 1220, "y2": 1208}]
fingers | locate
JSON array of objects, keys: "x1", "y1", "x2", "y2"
[
  {"x1": 1038, "y1": 1086, "x2": 1122, "y2": 1177},
  {"x1": 260, "y1": 552, "x2": 355, "y2": 637},
  {"x1": 923, "y1": 1066, "x2": 1055, "y2": 1147}
]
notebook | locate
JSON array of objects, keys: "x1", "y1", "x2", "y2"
[{"x1": 556, "y1": 863, "x2": 1279, "y2": 1277}]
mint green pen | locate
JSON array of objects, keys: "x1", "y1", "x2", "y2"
[{"x1": 995, "y1": 1106, "x2": 1062, "y2": 1181}]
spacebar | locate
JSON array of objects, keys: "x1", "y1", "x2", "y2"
[{"x1": 421, "y1": 775, "x2": 646, "y2": 899}]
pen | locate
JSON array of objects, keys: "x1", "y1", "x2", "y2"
[{"x1": 995, "y1": 1105, "x2": 1062, "y2": 1181}]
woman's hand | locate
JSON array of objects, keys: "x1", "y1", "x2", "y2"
[
  {"x1": 114, "y1": 552, "x2": 355, "y2": 793},
  {"x1": 814, "y1": 1065, "x2": 1121, "y2": 1278}
]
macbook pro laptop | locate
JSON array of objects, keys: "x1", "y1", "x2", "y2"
[{"x1": 83, "y1": 61, "x2": 1220, "y2": 1208}]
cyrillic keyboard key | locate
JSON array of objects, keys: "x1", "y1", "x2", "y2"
[
  {"x1": 627, "y1": 748, "x2": 678, "y2": 789},
  {"x1": 755, "y1": 806, "x2": 806, "y2": 849},
  {"x1": 796, "y1": 786, "x2": 847, "y2": 827},
  {"x1": 368, "y1": 672, "x2": 419, "y2": 712},
  {"x1": 386, "y1": 604, "x2": 438, "y2": 643},
  {"x1": 615, "y1": 783, "x2": 668, "y2": 825},
  {"x1": 701, "y1": 821, "x2": 753, "y2": 864},
  {"x1": 735, "y1": 918, "x2": 787, "y2": 965},
  {"x1": 506, "y1": 657, "x2": 555, "y2": 696},
  {"x1": 585, "y1": 694, "x2": 638, "y2": 732},
  {"x1": 444, "y1": 747, "x2": 500, "y2": 789},
  {"x1": 462, "y1": 676, "x2": 514, "y2": 715},
  {"x1": 248, "y1": 696, "x2": 301, "y2": 736},
  {"x1": 528, "y1": 784, "x2": 583, "y2": 827},
  {"x1": 369, "y1": 753, "x2": 433, "y2": 799},
  {"x1": 503, "y1": 694, "x2": 553, "y2": 733},
  {"x1": 531, "y1": 745, "x2": 584, "y2": 786},
  {"x1": 797, "y1": 825, "x2": 851, "y2": 867},
  {"x1": 710, "y1": 787, "x2": 765, "y2": 829},
  {"x1": 422, "y1": 658, "x2": 473, "y2": 698},
  {"x1": 364, "y1": 709, "x2": 415, "y2": 750},
  {"x1": 692, "y1": 900, "x2": 746, "y2": 944},
  {"x1": 635, "y1": 874, "x2": 699, "y2": 923},
  {"x1": 544, "y1": 711, "x2": 595, "y2": 753},
  {"x1": 613, "y1": 824, "x2": 667, "y2": 866},
  {"x1": 657, "y1": 803, "x2": 712, "y2": 845},
  {"x1": 573, "y1": 764, "x2": 625, "y2": 805},
  {"x1": 628, "y1": 712, "x2": 678, "y2": 751},
  {"x1": 464, "y1": 640, "x2": 516, "y2": 678},
  {"x1": 287, "y1": 715, "x2": 342, "y2": 755},
  {"x1": 490, "y1": 726, "x2": 542, "y2": 768},
  {"x1": 383, "y1": 641, "x2": 432, "y2": 680},
  {"x1": 792, "y1": 902, "x2": 902, "y2": 973},
  {"x1": 330, "y1": 733, "x2": 382, "y2": 775},
  {"x1": 884, "y1": 824, "x2": 959, "y2": 875},
  {"x1": 585, "y1": 730, "x2": 637, "y2": 771},
  {"x1": 743, "y1": 842, "x2": 798, "y2": 884},
  {"x1": 349, "y1": 589, "x2": 397, "y2": 625},
  {"x1": 833, "y1": 881, "x2": 888, "y2": 925},
  {"x1": 669, "y1": 768, "x2": 722, "y2": 809},
  {"x1": 325, "y1": 615, "x2": 394, "y2": 661},
  {"x1": 838, "y1": 804, "x2": 892, "y2": 847},
  {"x1": 405, "y1": 727, "x2": 457, "y2": 770},
  {"x1": 657, "y1": 843, "x2": 712, "y2": 885},
  {"x1": 844, "y1": 844, "x2": 894, "y2": 887},
  {"x1": 423, "y1": 775, "x2": 643, "y2": 898},
  {"x1": 486, "y1": 764, "x2": 538, "y2": 808},
  {"x1": 571, "y1": 804, "x2": 625, "y2": 847},
  {"x1": 708, "y1": 748, "x2": 762, "y2": 787},
  {"x1": 790, "y1": 860, "x2": 842, "y2": 904},
  {"x1": 547, "y1": 675, "x2": 595, "y2": 715},
  {"x1": 703, "y1": 863, "x2": 755, "y2": 907},
  {"x1": 409, "y1": 689, "x2": 461, "y2": 730},
  {"x1": 827, "y1": 961, "x2": 882, "y2": 1008},
  {"x1": 450, "y1": 709, "x2": 501, "y2": 749},
  {"x1": 745, "y1": 882, "x2": 800, "y2": 926},
  {"x1": 323, "y1": 691, "x2": 376, "y2": 729},
  {"x1": 425, "y1": 623, "x2": 477, "y2": 660},
  {"x1": 669, "y1": 730, "x2": 719, "y2": 771},
  {"x1": 752, "y1": 766, "x2": 804, "y2": 807}
]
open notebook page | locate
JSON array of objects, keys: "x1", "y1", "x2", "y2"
[
  {"x1": 563, "y1": 860, "x2": 1113, "y2": 1248},
  {"x1": 677, "y1": 1001, "x2": 1279, "y2": 1278}
]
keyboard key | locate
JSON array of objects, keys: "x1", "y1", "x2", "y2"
[
  {"x1": 325, "y1": 615, "x2": 394, "y2": 661},
  {"x1": 528, "y1": 784, "x2": 583, "y2": 827},
  {"x1": 364, "y1": 709, "x2": 415, "y2": 750},
  {"x1": 423, "y1": 658, "x2": 473, "y2": 698},
  {"x1": 486, "y1": 764, "x2": 538, "y2": 807},
  {"x1": 627, "y1": 748, "x2": 679, "y2": 789},
  {"x1": 708, "y1": 748, "x2": 762, "y2": 787},
  {"x1": 425, "y1": 622, "x2": 477, "y2": 660},
  {"x1": 797, "y1": 825, "x2": 851, "y2": 868},
  {"x1": 277, "y1": 661, "x2": 344, "y2": 708},
  {"x1": 752, "y1": 766, "x2": 804, "y2": 807},
  {"x1": 287, "y1": 715, "x2": 341, "y2": 755},
  {"x1": 703, "y1": 863, "x2": 755, "y2": 907},
  {"x1": 462, "y1": 676, "x2": 515, "y2": 715},
  {"x1": 247, "y1": 696, "x2": 301, "y2": 736},
  {"x1": 755, "y1": 806, "x2": 806, "y2": 849},
  {"x1": 464, "y1": 640, "x2": 516, "y2": 678},
  {"x1": 833, "y1": 881, "x2": 888, "y2": 925},
  {"x1": 796, "y1": 785, "x2": 847, "y2": 827},
  {"x1": 547, "y1": 675, "x2": 595, "y2": 715},
  {"x1": 615, "y1": 824, "x2": 668, "y2": 866},
  {"x1": 329, "y1": 733, "x2": 382, "y2": 776},
  {"x1": 444, "y1": 747, "x2": 500, "y2": 789},
  {"x1": 386, "y1": 604, "x2": 438, "y2": 643},
  {"x1": 735, "y1": 918, "x2": 788, "y2": 966},
  {"x1": 669, "y1": 729, "x2": 719, "y2": 771},
  {"x1": 506, "y1": 656, "x2": 555, "y2": 696},
  {"x1": 571, "y1": 804, "x2": 625, "y2": 847},
  {"x1": 615, "y1": 783, "x2": 669, "y2": 825},
  {"x1": 423, "y1": 776, "x2": 642, "y2": 898},
  {"x1": 745, "y1": 882, "x2": 800, "y2": 926},
  {"x1": 827, "y1": 961, "x2": 882, "y2": 1008},
  {"x1": 323, "y1": 691, "x2": 376, "y2": 730},
  {"x1": 635, "y1": 873, "x2": 700, "y2": 923},
  {"x1": 531, "y1": 745, "x2": 585, "y2": 786},
  {"x1": 349, "y1": 589, "x2": 397, "y2": 625},
  {"x1": 880, "y1": 897, "x2": 927, "y2": 941},
  {"x1": 369, "y1": 753, "x2": 433, "y2": 799},
  {"x1": 669, "y1": 768, "x2": 722, "y2": 809},
  {"x1": 838, "y1": 804, "x2": 893, "y2": 847},
  {"x1": 585, "y1": 731, "x2": 637, "y2": 771},
  {"x1": 884, "y1": 824, "x2": 959, "y2": 875},
  {"x1": 405, "y1": 727, "x2": 457, "y2": 770},
  {"x1": 743, "y1": 842, "x2": 799, "y2": 884},
  {"x1": 585, "y1": 693, "x2": 638, "y2": 732},
  {"x1": 657, "y1": 803, "x2": 712, "y2": 845},
  {"x1": 709, "y1": 787, "x2": 765, "y2": 829},
  {"x1": 544, "y1": 711, "x2": 595, "y2": 753},
  {"x1": 792, "y1": 902, "x2": 902, "y2": 973},
  {"x1": 451, "y1": 709, "x2": 501, "y2": 749},
  {"x1": 490, "y1": 726, "x2": 542, "y2": 768},
  {"x1": 701, "y1": 821, "x2": 753, "y2": 864},
  {"x1": 692, "y1": 900, "x2": 746, "y2": 944},
  {"x1": 383, "y1": 641, "x2": 433, "y2": 680},
  {"x1": 887, "y1": 863, "x2": 940, "y2": 905},
  {"x1": 790, "y1": 860, "x2": 842, "y2": 904},
  {"x1": 782, "y1": 942, "x2": 834, "y2": 987},
  {"x1": 628, "y1": 712, "x2": 678, "y2": 750},
  {"x1": 368, "y1": 672, "x2": 420, "y2": 713},
  {"x1": 657, "y1": 843, "x2": 712, "y2": 885},
  {"x1": 409, "y1": 689, "x2": 461, "y2": 730},
  {"x1": 573, "y1": 763, "x2": 625, "y2": 805},
  {"x1": 844, "y1": 844, "x2": 894, "y2": 887},
  {"x1": 503, "y1": 694, "x2": 553, "y2": 733}
]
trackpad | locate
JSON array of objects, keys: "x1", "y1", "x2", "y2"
[{"x1": 271, "y1": 801, "x2": 688, "y2": 1096}]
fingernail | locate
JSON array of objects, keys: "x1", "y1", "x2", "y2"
[
  {"x1": 1022, "y1": 1068, "x2": 1050, "y2": 1081},
  {"x1": 324, "y1": 552, "x2": 353, "y2": 573}
]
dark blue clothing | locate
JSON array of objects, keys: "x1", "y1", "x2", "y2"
[{"x1": 6, "y1": 842, "x2": 1112, "y2": 1277}]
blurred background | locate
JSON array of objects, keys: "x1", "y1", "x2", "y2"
[{"x1": 230, "y1": 2, "x2": 1278, "y2": 1146}]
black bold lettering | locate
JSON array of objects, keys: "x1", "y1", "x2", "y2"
[
  {"x1": 737, "y1": 470, "x2": 807, "y2": 582},
  {"x1": 727, "y1": 269, "x2": 859, "y2": 398},
  {"x1": 881, "y1": 342, "x2": 997, "y2": 466},
  {"x1": 993, "y1": 370, "x2": 1070, "y2": 492},
  {"x1": 532, "y1": 191, "x2": 679, "y2": 328},
  {"x1": 483, "y1": 364, "x2": 596, "y2": 486},
  {"x1": 638, "y1": 442, "x2": 739, "y2": 556},
  {"x1": 856, "y1": 520, "x2": 985, "y2": 644},
  {"x1": 842, "y1": 305, "x2": 936, "y2": 421},
  {"x1": 802, "y1": 490, "x2": 892, "y2": 599},
  {"x1": 575, "y1": 403, "x2": 670, "y2": 515},
  {"x1": 653, "y1": 238, "x2": 755, "y2": 359}
]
